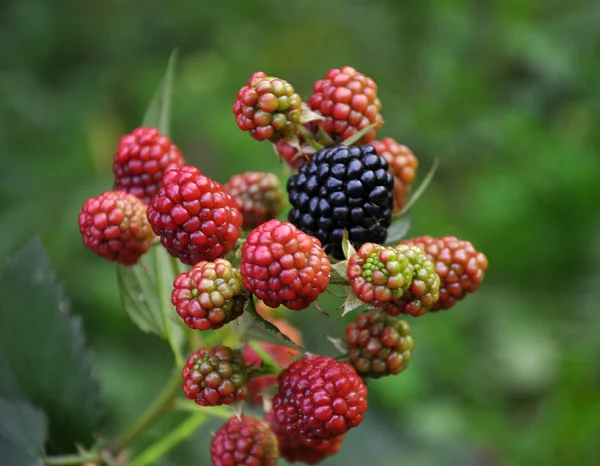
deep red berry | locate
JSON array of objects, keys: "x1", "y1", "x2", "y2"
[
  {"x1": 272, "y1": 355, "x2": 368, "y2": 440},
  {"x1": 171, "y1": 259, "x2": 245, "y2": 330},
  {"x1": 346, "y1": 310, "x2": 414, "y2": 378},
  {"x1": 384, "y1": 244, "x2": 440, "y2": 317},
  {"x1": 347, "y1": 242, "x2": 414, "y2": 307},
  {"x1": 240, "y1": 220, "x2": 330, "y2": 310},
  {"x1": 308, "y1": 66, "x2": 382, "y2": 144},
  {"x1": 146, "y1": 166, "x2": 243, "y2": 265},
  {"x1": 400, "y1": 236, "x2": 488, "y2": 310},
  {"x1": 78, "y1": 190, "x2": 154, "y2": 265},
  {"x1": 182, "y1": 346, "x2": 247, "y2": 407},
  {"x1": 370, "y1": 138, "x2": 418, "y2": 213},
  {"x1": 113, "y1": 127, "x2": 185, "y2": 204},
  {"x1": 274, "y1": 138, "x2": 310, "y2": 169},
  {"x1": 224, "y1": 172, "x2": 285, "y2": 230},
  {"x1": 210, "y1": 416, "x2": 278, "y2": 466},
  {"x1": 233, "y1": 72, "x2": 302, "y2": 141},
  {"x1": 268, "y1": 412, "x2": 345, "y2": 464}
]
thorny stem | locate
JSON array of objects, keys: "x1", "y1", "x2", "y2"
[{"x1": 111, "y1": 371, "x2": 181, "y2": 455}]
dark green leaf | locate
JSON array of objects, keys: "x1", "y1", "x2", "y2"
[
  {"x1": 142, "y1": 49, "x2": 178, "y2": 135},
  {"x1": 385, "y1": 215, "x2": 411, "y2": 245},
  {"x1": 0, "y1": 238, "x2": 100, "y2": 452},
  {"x1": 0, "y1": 353, "x2": 21, "y2": 399},
  {"x1": 235, "y1": 297, "x2": 303, "y2": 351},
  {"x1": 0, "y1": 398, "x2": 47, "y2": 466}
]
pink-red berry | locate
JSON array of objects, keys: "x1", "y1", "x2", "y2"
[
  {"x1": 308, "y1": 66, "x2": 382, "y2": 143},
  {"x1": 268, "y1": 412, "x2": 345, "y2": 464},
  {"x1": 272, "y1": 355, "x2": 368, "y2": 440},
  {"x1": 224, "y1": 172, "x2": 285, "y2": 230},
  {"x1": 370, "y1": 138, "x2": 418, "y2": 213},
  {"x1": 400, "y1": 236, "x2": 488, "y2": 310},
  {"x1": 233, "y1": 72, "x2": 302, "y2": 141},
  {"x1": 171, "y1": 259, "x2": 245, "y2": 330},
  {"x1": 240, "y1": 220, "x2": 331, "y2": 311},
  {"x1": 113, "y1": 127, "x2": 185, "y2": 204},
  {"x1": 210, "y1": 416, "x2": 278, "y2": 466},
  {"x1": 78, "y1": 190, "x2": 154, "y2": 265},
  {"x1": 146, "y1": 166, "x2": 243, "y2": 265},
  {"x1": 182, "y1": 346, "x2": 247, "y2": 407}
]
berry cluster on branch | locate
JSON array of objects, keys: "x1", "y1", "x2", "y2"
[{"x1": 78, "y1": 64, "x2": 488, "y2": 465}]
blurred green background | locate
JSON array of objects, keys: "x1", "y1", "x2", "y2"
[{"x1": 1, "y1": 0, "x2": 599, "y2": 464}]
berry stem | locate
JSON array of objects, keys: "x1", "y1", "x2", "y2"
[
  {"x1": 128, "y1": 413, "x2": 207, "y2": 466},
  {"x1": 173, "y1": 399, "x2": 234, "y2": 419},
  {"x1": 44, "y1": 452, "x2": 100, "y2": 466},
  {"x1": 111, "y1": 370, "x2": 181, "y2": 455},
  {"x1": 248, "y1": 340, "x2": 284, "y2": 374}
]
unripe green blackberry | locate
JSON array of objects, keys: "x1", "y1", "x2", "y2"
[
  {"x1": 171, "y1": 259, "x2": 245, "y2": 331},
  {"x1": 385, "y1": 244, "x2": 440, "y2": 317},
  {"x1": 347, "y1": 243, "x2": 413, "y2": 307},
  {"x1": 182, "y1": 346, "x2": 247, "y2": 407},
  {"x1": 224, "y1": 172, "x2": 286, "y2": 230},
  {"x1": 233, "y1": 72, "x2": 302, "y2": 141},
  {"x1": 346, "y1": 310, "x2": 414, "y2": 378}
]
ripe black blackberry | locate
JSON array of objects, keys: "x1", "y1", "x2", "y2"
[{"x1": 287, "y1": 144, "x2": 394, "y2": 259}]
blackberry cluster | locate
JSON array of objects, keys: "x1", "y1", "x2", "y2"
[{"x1": 287, "y1": 144, "x2": 394, "y2": 259}]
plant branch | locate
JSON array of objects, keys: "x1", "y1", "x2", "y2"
[
  {"x1": 174, "y1": 399, "x2": 234, "y2": 419},
  {"x1": 129, "y1": 413, "x2": 207, "y2": 466},
  {"x1": 45, "y1": 453, "x2": 100, "y2": 466},
  {"x1": 111, "y1": 371, "x2": 181, "y2": 455}
]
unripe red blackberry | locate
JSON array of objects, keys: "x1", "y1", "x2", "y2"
[
  {"x1": 346, "y1": 310, "x2": 414, "y2": 378},
  {"x1": 370, "y1": 138, "x2": 418, "y2": 213},
  {"x1": 146, "y1": 166, "x2": 243, "y2": 265},
  {"x1": 240, "y1": 219, "x2": 331, "y2": 311},
  {"x1": 400, "y1": 236, "x2": 488, "y2": 310},
  {"x1": 384, "y1": 244, "x2": 440, "y2": 317},
  {"x1": 224, "y1": 172, "x2": 285, "y2": 230},
  {"x1": 78, "y1": 190, "x2": 154, "y2": 265},
  {"x1": 274, "y1": 138, "x2": 310, "y2": 169},
  {"x1": 113, "y1": 127, "x2": 185, "y2": 204},
  {"x1": 268, "y1": 412, "x2": 345, "y2": 464},
  {"x1": 272, "y1": 355, "x2": 368, "y2": 440},
  {"x1": 182, "y1": 346, "x2": 247, "y2": 407},
  {"x1": 308, "y1": 66, "x2": 382, "y2": 144},
  {"x1": 347, "y1": 242, "x2": 414, "y2": 307},
  {"x1": 210, "y1": 416, "x2": 278, "y2": 466},
  {"x1": 171, "y1": 259, "x2": 244, "y2": 331},
  {"x1": 233, "y1": 72, "x2": 302, "y2": 141}
]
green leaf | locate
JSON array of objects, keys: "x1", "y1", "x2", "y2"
[
  {"x1": 0, "y1": 398, "x2": 47, "y2": 466},
  {"x1": 142, "y1": 49, "x2": 179, "y2": 135},
  {"x1": 341, "y1": 229, "x2": 356, "y2": 260},
  {"x1": 399, "y1": 157, "x2": 439, "y2": 215},
  {"x1": 341, "y1": 292, "x2": 364, "y2": 317},
  {"x1": 0, "y1": 238, "x2": 100, "y2": 452},
  {"x1": 0, "y1": 353, "x2": 21, "y2": 399},
  {"x1": 235, "y1": 297, "x2": 303, "y2": 351},
  {"x1": 116, "y1": 245, "x2": 186, "y2": 365},
  {"x1": 340, "y1": 121, "x2": 382, "y2": 147},
  {"x1": 385, "y1": 215, "x2": 411, "y2": 245}
]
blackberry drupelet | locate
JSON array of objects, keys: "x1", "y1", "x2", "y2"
[{"x1": 287, "y1": 144, "x2": 394, "y2": 259}]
